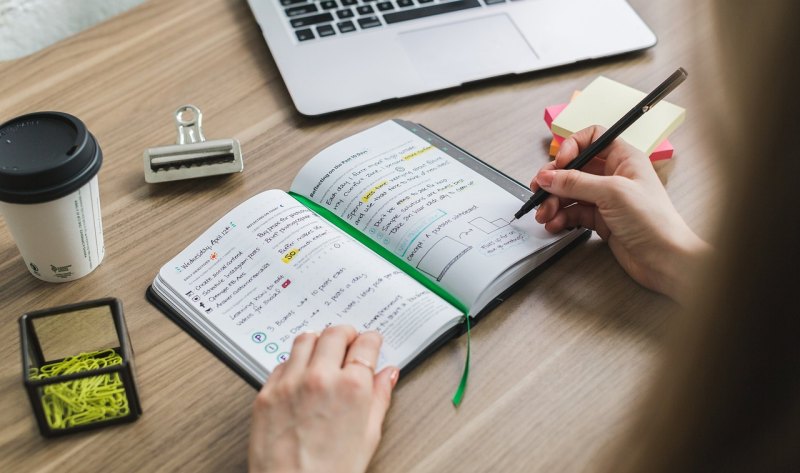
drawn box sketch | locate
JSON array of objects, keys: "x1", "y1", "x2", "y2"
[
  {"x1": 470, "y1": 216, "x2": 510, "y2": 233},
  {"x1": 416, "y1": 237, "x2": 471, "y2": 281}
]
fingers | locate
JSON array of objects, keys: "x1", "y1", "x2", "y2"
[
  {"x1": 533, "y1": 160, "x2": 603, "y2": 223},
  {"x1": 539, "y1": 203, "x2": 611, "y2": 239},
  {"x1": 531, "y1": 125, "x2": 613, "y2": 207},
  {"x1": 573, "y1": 156, "x2": 607, "y2": 177},
  {"x1": 554, "y1": 125, "x2": 607, "y2": 168},
  {"x1": 251, "y1": 327, "x2": 395, "y2": 473},
  {"x1": 603, "y1": 137, "x2": 650, "y2": 175},
  {"x1": 536, "y1": 168, "x2": 624, "y2": 206},
  {"x1": 366, "y1": 366, "x2": 399, "y2": 449},
  {"x1": 352, "y1": 333, "x2": 395, "y2": 450},
  {"x1": 265, "y1": 360, "x2": 287, "y2": 385},
  {"x1": 531, "y1": 158, "x2": 605, "y2": 194},
  {"x1": 281, "y1": 331, "x2": 319, "y2": 380},
  {"x1": 529, "y1": 160, "x2": 556, "y2": 192},
  {"x1": 282, "y1": 327, "x2": 384, "y2": 381},
  {"x1": 343, "y1": 331, "x2": 383, "y2": 375},
  {"x1": 534, "y1": 194, "x2": 561, "y2": 224},
  {"x1": 532, "y1": 166, "x2": 627, "y2": 232},
  {"x1": 543, "y1": 204, "x2": 597, "y2": 233},
  {"x1": 309, "y1": 325, "x2": 357, "y2": 371},
  {"x1": 529, "y1": 125, "x2": 653, "y2": 233},
  {"x1": 556, "y1": 126, "x2": 646, "y2": 176}
]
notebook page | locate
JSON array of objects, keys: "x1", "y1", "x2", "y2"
[
  {"x1": 290, "y1": 120, "x2": 563, "y2": 312},
  {"x1": 155, "y1": 190, "x2": 461, "y2": 377}
]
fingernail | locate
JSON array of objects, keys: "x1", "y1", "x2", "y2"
[
  {"x1": 389, "y1": 367, "x2": 400, "y2": 388},
  {"x1": 537, "y1": 170, "x2": 555, "y2": 188}
]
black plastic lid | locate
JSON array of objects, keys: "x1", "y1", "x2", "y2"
[{"x1": 0, "y1": 112, "x2": 102, "y2": 204}]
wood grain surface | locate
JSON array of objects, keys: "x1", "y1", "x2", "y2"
[{"x1": 0, "y1": 1, "x2": 722, "y2": 471}]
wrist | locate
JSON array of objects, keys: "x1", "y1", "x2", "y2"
[{"x1": 654, "y1": 224, "x2": 711, "y2": 303}]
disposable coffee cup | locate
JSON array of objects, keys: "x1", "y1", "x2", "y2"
[{"x1": 0, "y1": 112, "x2": 105, "y2": 282}]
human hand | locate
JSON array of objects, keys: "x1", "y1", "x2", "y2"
[
  {"x1": 531, "y1": 126, "x2": 709, "y2": 301},
  {"x1": 249, "y1": 327, "x2": 399, "y2": 473}
]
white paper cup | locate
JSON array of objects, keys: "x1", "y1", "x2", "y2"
[{"x1": 0, "y1": 112, "x2": 105, "y2": 282}]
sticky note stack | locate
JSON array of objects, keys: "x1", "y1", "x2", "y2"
[{"x1": 545, "y1": 76, "x2": 686, "y2": 161}]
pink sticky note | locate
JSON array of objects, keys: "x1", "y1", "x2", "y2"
[
  {"x1": 544, "y1": 103, "x2": 568, "y2": 129},
  {"x1": 649, "y1": 140, "x2": 673, "y2": 161}
]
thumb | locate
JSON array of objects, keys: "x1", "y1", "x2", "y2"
[
  {"x1": 536, "y1": 169, "x2": 614, "y2": 205},
  {"x1": 367, "y1": 366, "x2": 398, "y2": 445}
]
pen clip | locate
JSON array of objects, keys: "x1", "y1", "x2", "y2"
[{"x1": 642, "y1": 67, "x2": 688, "y2": 112}]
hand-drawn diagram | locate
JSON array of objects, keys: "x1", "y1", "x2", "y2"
[
  {"x1": 397, "y1": 209, "x2": 446, "y2": 256},
  {"x1": 416, "y1": 237, "x2": 471, "y2": 281},
  {"x1": 470, "y1": 216, "x2": 511, "y2": 233}
]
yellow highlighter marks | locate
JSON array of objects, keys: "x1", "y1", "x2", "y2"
[
  {"x1": 401, "y1": 145, "x2": 433, "y2": 161},
  {"x1": 282, "y1": 248, "x2": 300, "y2": 263},
  {"x1": 360, "y1": 180, "x2": 388, "y2": 203}
]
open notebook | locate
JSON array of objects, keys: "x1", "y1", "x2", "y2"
[{"x1": 146, "y1": 120, "x2": 589, "y2": 386}]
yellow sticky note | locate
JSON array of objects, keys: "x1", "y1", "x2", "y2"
[{"x1": 551, "y1": 76, "x2": 686, "y2": 155}]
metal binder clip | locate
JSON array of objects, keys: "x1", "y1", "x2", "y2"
[{"x1": 143, "y1": 105, "x2": 243, "y2": 183}]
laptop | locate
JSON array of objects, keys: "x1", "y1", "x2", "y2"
[{"x1": 247, "y1": 0, "x2": 656, "y2": 116}]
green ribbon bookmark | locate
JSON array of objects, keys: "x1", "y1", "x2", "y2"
[
  {"x1": 290, "y1": 192, "x2": 472, "y2": 407},
  {"x1": 452, "y1": 315, "x2": 470, "y2": 407}
]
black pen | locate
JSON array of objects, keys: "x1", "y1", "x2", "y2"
[{"x1": 513, "y1": 67, "x2": 688, "y2": 220}]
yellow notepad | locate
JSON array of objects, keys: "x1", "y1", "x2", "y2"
[{"x1": 551, "y1": 76, "x2": 686, "y2": 155}]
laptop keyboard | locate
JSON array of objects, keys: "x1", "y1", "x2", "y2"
[{"x1": 280, "y1": 0, "x2": 510, "y2": 42}]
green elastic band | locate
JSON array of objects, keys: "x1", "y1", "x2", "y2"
[
  {"x1": 451, "y1": 315, "x2": 470, "y2": 407},
  {"x1": 290, "y1": 192, "x2": 472, "y2": 406}
]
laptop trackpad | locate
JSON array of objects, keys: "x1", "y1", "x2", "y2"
[{"x1": 398, "y1": 14, "x2": 538, "y2": 85}]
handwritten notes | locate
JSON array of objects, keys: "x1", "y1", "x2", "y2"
[
  {"x1": 152, "y1": 120, "x2": 588, "y2": 388},
  {"x1": 158, "y1": 191, "x2": 461, "y2": 378},
  {"x1": 291, "y1": 121, "x2": 563, "y2": 310}
]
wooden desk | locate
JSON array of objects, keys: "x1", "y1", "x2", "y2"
[{"x1": 0, "y1": 1, "x2": 721, "y2": 471}]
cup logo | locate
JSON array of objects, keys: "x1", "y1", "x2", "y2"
[{"x1": 50, "y1": 264, "x2": 73, "y2": 279}]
